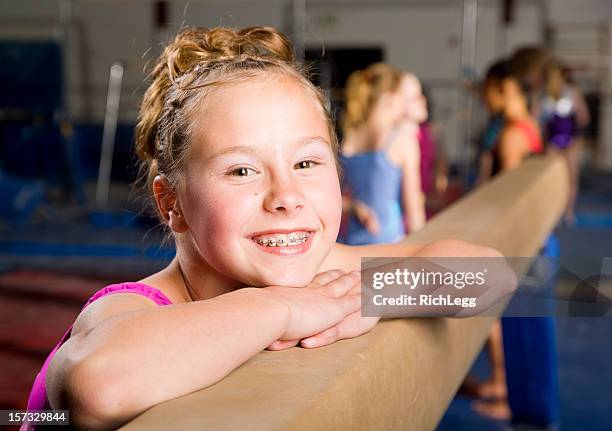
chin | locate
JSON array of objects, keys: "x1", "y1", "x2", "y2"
[
  {"x1": 268, "y1": 272, "x2": 314, "y2": 288},
  {"x1": 250, "y1": 266, "x2": 316, "y2": 288}
]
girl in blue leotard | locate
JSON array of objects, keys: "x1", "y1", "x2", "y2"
[{"x1": 338, "y1": 63, "x2": 425, "y2": 245}]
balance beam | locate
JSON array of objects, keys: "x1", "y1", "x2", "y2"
[{"x1": 120, "y1": 154, "x2": 568, "y2": 431}]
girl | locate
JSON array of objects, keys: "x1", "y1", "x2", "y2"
[
  {"x1": 476, "y1": 60, "x2": 508, "y2": 184},
  {"x1": 471, "y1": 58, "x2": 544, "y2": 421},
  {"x1": 541, "y1": 60, "x2": 590, "y2": 225},
  {"x1": 339, "y1": 64, "x2": 425, "y2": 246},
  {"x1": 25, "y1": 26, "x2": 504, "y2": 430},
  {"x1": 483, "y1": 59, "x2": 543, "y2": 174},
  {"x1": 400, "y1": 73, "x2": 428, "y2": 194}
]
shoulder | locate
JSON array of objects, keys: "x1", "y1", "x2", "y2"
[
  {"x1": 45, "y1": 286, "x2": 161, "y2": 412},
  {"x1": 71, "y1": 285, "x2": 163, "y2": 338},
  {"x1": 499, "y1": 124, "x2": 529, "y2": 150}
]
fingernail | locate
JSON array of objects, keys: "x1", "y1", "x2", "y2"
[{"x1": 301, "y1": 339, "x2": 314, "y2": 347}]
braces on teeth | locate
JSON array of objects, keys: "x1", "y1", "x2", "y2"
[{"x1": 254, "y1": 232, "x2": 311, "y2": 246}]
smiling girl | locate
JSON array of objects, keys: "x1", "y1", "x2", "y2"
[{"x1": 24, "y1": 26, "x2": 505, "y2": 430}]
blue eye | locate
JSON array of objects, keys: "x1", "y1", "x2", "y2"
[
  {"x1": 295, "y1": 160, "x2": 318, "y2": 169},
  {"x1": 229, "y1": 167, "x2": 256, "y2": 177}
]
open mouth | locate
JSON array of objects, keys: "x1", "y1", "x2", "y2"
[
  {"x1": 252, "y1": 231, "x2": 312, "y2": 247},
  {"x1": 250, "y1": 230, "x2": 314, "y2": 255}
]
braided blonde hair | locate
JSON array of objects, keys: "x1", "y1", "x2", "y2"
[{"x1": 135, "y1": 26, "x2": 338, "y2": 211}]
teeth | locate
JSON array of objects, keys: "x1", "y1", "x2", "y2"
[{"x1": 253, "y1": 232, "x2": 311, "y2": 247}]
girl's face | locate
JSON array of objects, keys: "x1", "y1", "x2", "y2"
[
  {"x1": 179, "y1": 75, "x2": 342, "y2": 288},
  {"x1": 500, "y1": 78, "x2": 527, "y2": 120},
  {"x1": 400, "y1": 75, "x2": 428, "y2": 124},
  {"x1": 483, "y1": 79, "x2": 504, "y2": 114}
]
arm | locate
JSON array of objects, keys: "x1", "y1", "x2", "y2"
[
  {"x1": 341, "y1": 195, "x2": 354, "y2": 217},
  {"x1": 342, "y1": 196, "x2": 380, "y2": 235},
  {"x1": 434, "y1": 150, "x2": 449, "y2": 195},
  {"x1": 498, "y1": 126, "x2": 529, "y2": 172},
  {"x1": 298, "y1": 239, "x2": 511, "y2": 349},
  {"x1": 47, "y1": 274, "x2": 361, "y2": 430},
  {"x1": 400, "y1": 136, "x2": 426, "y2": 232},
  {"x1": 476, "y1": 151, "x2": 493, "y2": 185},
  {"x1": 572, "y1": 87, "x2": 590, "y2": 129},
  {"x1": 321, "y1": 242, "x2": 427, "y2": 274}
]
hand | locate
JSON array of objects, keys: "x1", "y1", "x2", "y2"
[
  {"x1": 300, "y1": 275, "x2": 379, "y2": 349},
  {"x1": 263, "y1": 270, "x2": 361, "y2": 345},
  {"x1": 299, "y1": 312, "x2": 380, "y2": 349},
  {"x1": 267, "y1": 270, "x2": 380, "y2": 351},
  {"x1": 353, "y1": 200, "x2": 380, "y2": 235}
]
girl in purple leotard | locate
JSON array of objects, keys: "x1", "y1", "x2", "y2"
[{"x1": 541, "y1": 60, "x2": 590, "y2": 225}]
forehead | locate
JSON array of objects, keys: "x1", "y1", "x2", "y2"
[
  {"x1": 191, "y1": 74, "x2": 330, "y2": 156},
  {"x1": 401, "y1": 75, "x2": 421, "y2": 93}
]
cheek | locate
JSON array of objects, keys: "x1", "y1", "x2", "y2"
[
  {"x1": 484, "y1": 92, "x2": 497, "y2": 109},
  {"x1": 311, "y1": 170, "x2": 342, "y2": 234},
  {"x1": 184, "y1": 182, "x2": 254, "y2": 244}
]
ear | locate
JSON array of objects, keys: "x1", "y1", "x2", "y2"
[{"x1": 152, "y1": 175, "x2": 188, "y2": 233}]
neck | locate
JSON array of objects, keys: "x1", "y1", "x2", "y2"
[
  {"x1": 505, "y1": 106, "x2": 531, "y2": 122},
  {"x1": 365, "y1": 117, "x2": 395, "y2": 145},
  {"x1": 172, "y1": 245, "x2": 242, "y2": 302},
  {"x1": 399, "y1": 117, "x2": 419, "y2": 132}
]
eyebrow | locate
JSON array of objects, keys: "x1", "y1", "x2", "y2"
[
  {"x1": 298, "y1": 136, "x2": 331, "y2": 148},
  {"x1": 206, "y1": 136, "x2": 330, "y2": 161},
  {"x1": 206, "y1": 145, "x2": 257, "y2": 161}
]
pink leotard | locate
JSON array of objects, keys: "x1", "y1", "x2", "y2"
[{"x1": 21, "y1": 282, "x2": 173, "y2": 430}]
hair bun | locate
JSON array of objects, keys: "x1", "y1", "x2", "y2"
[
  {"x1": 237, "y1": 27, "x2": 294, "y2": 63},
  {"x1": 136, "y1": 26, "x2": 295, "y2": 163},
  {"x1": 163, "y1": 26, "x2": 293, "y2": 81}
]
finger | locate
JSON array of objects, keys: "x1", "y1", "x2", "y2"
[
  {"x1": 267, "y1": 339, "x2": 300, "y2": 351},
  {"x1": 301, "y1": 313, "x2": 379, "y2": 349},
  {"x1": 369, "y1": 214, "x2": 380, "y2": 234},
  {"x1": 326, "y1": 271, "x2": 361, "y2": 297},
  {"x1": 300, "y1": 326, "x2": 339, "y2": 349},
  {"x1": 365, "y1": 217, "x2": 380, "y2": 235},
  {"x1": 347, "y1": 280, "x2": 362, "y2": 296},
  {"x1": 334, "y1": 311, "x2": 374, "y2": 339},
  {"x1": 363, "y1": 207, "x2": 380, "y2": 234},
  {"x1": 337, "y1": 292, "x2": 362, "y2": 316},
  {"x1": 356, "y1": 208, "x2": 368, "y2": 225},
  {"x1": 336, "y1": 310, "x2": 361, "y2": 335},
  {"x1": 312, "y1": 269, "x2": 346, "y2": 286}
]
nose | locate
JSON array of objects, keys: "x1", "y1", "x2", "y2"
[{"x1": 263, "y1": 173, "x2": 305, "y2": 216}]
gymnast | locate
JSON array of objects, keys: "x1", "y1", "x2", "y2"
[
  {"x1": 24, "y1": 26, "x2": 510, "y2": 430},
  {"x1": 339, "y1": 64, "x2": 425, "y2": 245},
  {"x1": 541, "y1": 59, "x2": 590, "y2": 225}
]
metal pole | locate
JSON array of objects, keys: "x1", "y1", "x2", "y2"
[
  {"x1": 291, "y1": 0, "x2": 306, "y2": 63},
  {"x1": 95, "y1": 61, "x2": 124, "y2": 207},
  {"x1": 458, "y1": 0, "x2": 478, "y2": 182}
]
